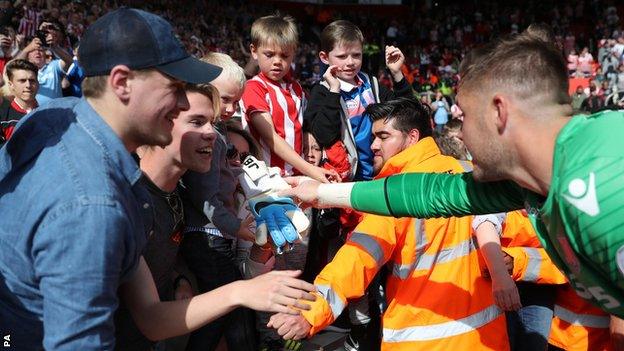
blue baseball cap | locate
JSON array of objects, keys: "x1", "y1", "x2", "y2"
[{"x1": 78, "y1": 7, "x2": 221, "y2": 84}]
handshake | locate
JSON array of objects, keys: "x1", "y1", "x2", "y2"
[{"x1": 239, "y1": 155, "x2": 310, "y2": 254}]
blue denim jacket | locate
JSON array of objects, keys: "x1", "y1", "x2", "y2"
[{"x1": 0, "y1": 97, "x2": 152, "y2": 350}]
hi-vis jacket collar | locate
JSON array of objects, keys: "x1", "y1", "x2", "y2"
[{"x1": 375, "y1": 137, "x2": 441, "y2": 179}]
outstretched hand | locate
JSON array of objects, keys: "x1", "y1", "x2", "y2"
[
  {"x1": 235, "y1": 270, "x2": 316, "y2": 314},
  {"x1": 268, "y1": 312, "x2": 312, "y2": 340},
  {"x1": 280, "y1": 177, "x2": 324, "y2": 209},
  {"x1": 491, "y1": 274, "x2": 522, "y2": 311}
]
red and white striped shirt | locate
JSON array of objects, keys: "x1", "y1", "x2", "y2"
[
  {"x1": 242, "y1": 72, "x2": 306, "y2": 176},
  {"x1": 18, "y1": 8, "x2": 42, "y2": 39}
]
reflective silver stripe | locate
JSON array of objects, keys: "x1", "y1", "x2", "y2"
[
  {"x1": 458, "y1": 160, "x2": 473, "y2": 172},
  {"x1": 554, "y1": 305, "x2": 610, "y2": 329},
  {"x1": 383, "y1": 305, "x2": 502, "y2": 342},
  {"x1": 315, "y1": 284, "x2": 346, "y2": 319},
  {"x1": 349, "y1": 232, "x2": 385, "y2": 266},
  {"x1": 392, "y1": 237, "x2": 476, "y2": 279},
  {"x1": 521, "y1": 248, "x2": 542, "y2": 282},
  {"x1": 392, "y1": 263, "x2": 413, "y2": 280},
  {"x1": 349, "y1": 295, "x2": 371, "y2": 325},
  {"x1": 393, "y1": 219, "x2": 426, "y2": 279},
  {"x1": 414, "y1": 238, "x2": 476, "y2": 270}
]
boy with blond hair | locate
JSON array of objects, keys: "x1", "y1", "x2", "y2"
[{"x1": 242, "y1": 14, "x2": 337, "y2": 182}]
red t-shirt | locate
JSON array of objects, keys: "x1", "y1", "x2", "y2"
[{"x1": 242, "y1": 72, "x2": 306, "y2": 176}]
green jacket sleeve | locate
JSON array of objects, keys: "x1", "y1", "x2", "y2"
[{"x1": 351, "y1": 172, "x2": 526, "y2": 217}]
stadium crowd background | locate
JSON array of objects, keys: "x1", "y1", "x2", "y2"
[
  {"x1": 0, "y1": 0, "x2": 623, "y2": 113},
  {"x1": 1, "y1": 1, "x2": 624, "y2": 350}
]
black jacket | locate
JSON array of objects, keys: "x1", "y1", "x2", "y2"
[{"x1": 303, "y1": 76, "x2": 413, "y2": 148}]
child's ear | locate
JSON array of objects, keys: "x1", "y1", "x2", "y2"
[
  {"x1": 319, "y1": 51, "x2": 330, "y2": 65},
  {"x1": 250, "y1": 44, "x2": 258, "y2": 59}
]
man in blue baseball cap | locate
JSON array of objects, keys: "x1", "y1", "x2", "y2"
[{"x1": 0, "y1": 8, "x2": 229, "y2": 350}]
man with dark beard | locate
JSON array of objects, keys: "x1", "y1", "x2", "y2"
[{"x1": 283, "y1": 25, "x2": 624, "y2": 330}]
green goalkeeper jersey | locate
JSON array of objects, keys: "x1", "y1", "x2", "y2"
[{"x1": 350, "y1": 110, "x2": 624, "y2": 317}]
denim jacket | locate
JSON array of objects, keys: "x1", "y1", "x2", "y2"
[{"x1": 0, "y1": 97, "x2": 153, "y2": 350}]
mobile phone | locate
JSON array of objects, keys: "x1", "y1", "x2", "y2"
[{"x1": 35, "y1": 30, "x2": 48, "y2": 47}]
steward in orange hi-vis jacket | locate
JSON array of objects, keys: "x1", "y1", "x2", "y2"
[{"x1": 301, "y1": 137, "x2": 509, "y2": 350}]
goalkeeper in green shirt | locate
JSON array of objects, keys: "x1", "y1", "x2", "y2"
[{"x1": 283, "y1": 25, "x2": 624, "y2": 325}]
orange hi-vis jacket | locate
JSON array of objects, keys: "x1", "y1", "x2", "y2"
[
  {"x1": 549, "y1": 284, "x2": 612, "y2": 351},
  {"x1": 497, "y1": 211, "x2": 568, "y2": 284},
  {"x1": 301, "y1": 138, "x2": 509, "y2": 350}
]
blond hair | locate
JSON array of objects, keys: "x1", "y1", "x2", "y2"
[
  {"x1": 251, "y1": 14, "x2": 298, "y2": 50},
  {"x1": 186, "y1": 83, "x2": 221, "y2": 122},
  {"x1": 201, "y1": 53, "x2": 246, "y2": 91}
]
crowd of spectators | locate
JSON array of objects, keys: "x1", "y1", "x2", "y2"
[
  {"x1": 0, "y1": 0, "x2": 622, "y2": 124},
  {"x1": 1, "y1": 1, "x2": 624, "y2": 350}
]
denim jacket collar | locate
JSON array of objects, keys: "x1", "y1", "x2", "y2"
[{"x1": 75, "y1": 98, "x2": 143, "y2": 186}]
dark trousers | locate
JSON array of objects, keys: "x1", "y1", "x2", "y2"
[{"x1": 181, "y1": 233, "x2": 256, "y2": 351}]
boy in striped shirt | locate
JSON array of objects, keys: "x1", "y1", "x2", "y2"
[{"x1": 242, "y1": 14, "x2": 337, "y2": 182}]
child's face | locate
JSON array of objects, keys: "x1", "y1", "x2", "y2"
[
  {"x1": 303, "y1": 133, "x2": 322, "y2": 166},
  {"x1": 251, "y1": 42, "x2": 295, "y2": 82},
  {"x1": 211, "y1": 72, "x2": 244, "y2": 121},
  {"x1": 322, "y1": 41, "x2": 363, "y2": 83}
]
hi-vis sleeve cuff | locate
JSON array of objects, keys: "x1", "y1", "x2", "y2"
[
  {"x1": 301, "y1": 288, "x2": 341, "y2": 335},
  {"x1": 318, "y1": 182, "x2": 354, "y2": 209},
  {"x1": 503, "y1": 247, "x2": 568, "y2": 285}
]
